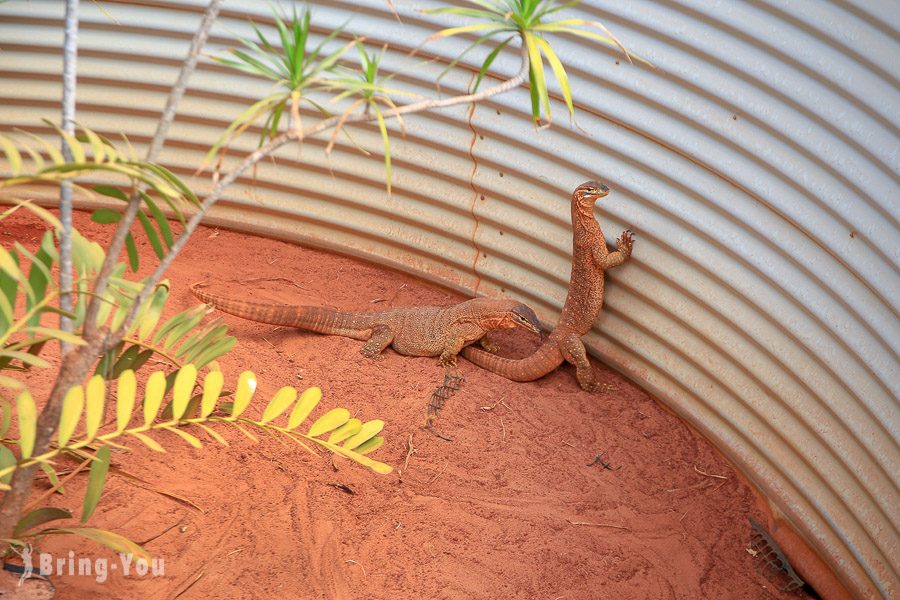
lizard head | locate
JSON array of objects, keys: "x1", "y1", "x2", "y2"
[
  {"x1": 509, "y1": 303, "x2": 542, "y2": 335},
  {"x1": 574, "y1": 180, "x2": 610, "y2": 207}
]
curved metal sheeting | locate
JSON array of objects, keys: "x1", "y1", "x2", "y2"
[{"x1": 1, "y1": 1, "x2": 897, "y2": 597}]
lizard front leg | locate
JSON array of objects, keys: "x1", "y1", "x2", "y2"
[
  {"x1": 594, "y1": 229, "x2": 634, "y2": 271},
  {"x1": 439, "y1": 323, "x2": 487, "y2": 366},
  {"x1": 479, "y1": 334, "x2": 501, "y2": 354},
  {"x1": 360, "y1": 325, "x2": 394, "y2": 360},
  {"x1": 438, "y1": 342, "x2": 464, "y2": 367},
  {"x1": 559, "y1": 333, "x2": 612, "y2": 393}
]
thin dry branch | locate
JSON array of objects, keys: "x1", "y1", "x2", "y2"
[{"x1": 111, "y1": 44, "x2": 531, "y2": 342}]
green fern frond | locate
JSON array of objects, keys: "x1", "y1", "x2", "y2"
[{"x1": 0, "y1": 367, "x2": 393, "y2": 492}]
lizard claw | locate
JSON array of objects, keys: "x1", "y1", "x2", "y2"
[
  {"x1": 581, "y1": 381, "x2": 615, "y2": 394},
  {"x1": 616, "y1": 230, "x2": 635, "y2": 258},
  {"x1": 360, "y1": 348, "x2": 385, "y2": 361},
  {"x1": 479, "y1": 338, "x2": 501, "y2": 354}
]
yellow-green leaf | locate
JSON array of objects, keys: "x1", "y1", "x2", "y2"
[
  {"x1": 58, "y1": 385, "x2": 84, "y2": 447},
  {"x1": 287, "y1": 386, "x2": 321, "y2": 429},
  {"x1": 129, "y1": 431, "x2": 165, "y2": 453},
  {"x1": 308, "y1": 407, "x2": 350, "y2": 438},
  {"x1": 327, "y1": 418, "x2": 362, "y2": 444},
  {"x1": 40, "y1": 462, "x2": 64, "y2": 495},
  {"x1": 342, "y1": 419, "x2": 384, "y2": 450},
  {"x1": 430, "y1": 22, "x2": 504, "y2": 39},
  {"x1": 82, "y1": 127, "x2": 107, "y2": 164},
  {"x1": 22, "y1": 327, "x2": 87, "y2": 346},
  {"x1": 2, "y1": 200, "x2": 62, "y2": 231},
  {"x1": 230, "y1": 371, "x2": 256, "y2": 419},
  {"x1": 524, "y1": 32, "x2": 550, "y2": 120},
  {"x1": 137, "y1": 283, "x2": 170, "y2": 340},
  {"x1": 200, "y1": 370, "x2": 223, "y2": 419},
  {"x1": 0, "y1": 134, "x2": 22, "y2": 177},
  {"x1": 48, "y1": 527, "x2": 150, "y2": 563},
  {"x1": 13, "y1": 507, "x2": 72, "y2": 537},
  {"x1": 17, "y1": 390, "x2": 36, "y2": 459},
  {"x1": 228, "y1": 421, "x2": 259, "y2": 443},
  {"x1": 163, "y1": 426, "x2": 202, "y2": 449},
  {"x1": 195, "y1": 422, "x2": 228, "y2": 446},
  {"x1": 0, "y1": 397, "x2": 11, "y2": 437},
  {"x1": 535, "y1": 37, "x2": 573, "y2": 116},
  {"x1": 59, "y1": 128, "x2": 86, "y2": 164},
  {"x1": 2, "y1": 350, "x2": 51, "y2": 369},
  {"x1": 81, "y1": 446, "x2": 110, "y2": 523},
  {"x1": 0, "y1": 446, "x2": 16, "y2": 485},
  {"x1": 260, "y1": 386, "x2": 297, "y2": 424},
  {"x1": 171, "y1": 365, "x2": 198, "y2": 420},
  {"x1": 0, "y1": 247, "x2": 24, "y2": 281},
  {"x1": 329, "y1": 444, "x2": 393, "y2": 475},
  {"x1": 143, "y1": 370, "x2": 167, "y2": 427},
  {"x1": 0, "y1": 376, "x2": 25, "y2": 390},
  {"x1": 18, "y1": 129, "x2": 64, "y2": 165},
  {"x1": 354, "y1": 435, "x2": 385, "y2": 456},
  {"x1": 116, "y1": 369, "x2": 136, "y2": 433},
  {"x1": 84, "y1": 375, "x2": 105, "y2": 442}
]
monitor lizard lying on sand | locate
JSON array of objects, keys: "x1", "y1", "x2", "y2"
[
  {"x1": 190, "y1": 283, "x2": 542, "y2": 367},
  {"x1": 460, "y1": 180, "x2": 634, "y2": 391}
]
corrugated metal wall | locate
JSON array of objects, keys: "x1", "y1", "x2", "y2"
[{"x1": 1, "y1": 1, "x2": 897, "y2": 597}]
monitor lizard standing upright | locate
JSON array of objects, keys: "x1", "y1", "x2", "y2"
[{"x1": 461, "y1": 180, "x2": 634, "y2": 391}]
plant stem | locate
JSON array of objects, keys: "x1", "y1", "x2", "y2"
[
  {"x1": 308, "y1": 44, "x2": 531, "y2": 139},
  {"x1": 0, "y1": 334, "x2": 107, "y2": 539},
  {"x1": 82, "y1": 0, "x2": 222, "y2": 339},
  {"x1": 0, "y1": 0, "x2": 223, "y2": 542},
  {"x1": 146, "y1": 0, "x2": 222, "y2": 163},
  {"x1": 58, "y1": 0, "x2": 79, "y2": 348},
  {"x1": 112, "y1": 43, "x2": 531, "y2": 340},
  {"x1": 0, "y1": 35, "x2": 529, "y2": 540}
]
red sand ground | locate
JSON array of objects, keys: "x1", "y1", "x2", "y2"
[{"x1": 3, "y1": 211, "x2": 812, "y2": 599}]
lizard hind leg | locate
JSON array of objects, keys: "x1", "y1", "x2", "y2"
[
  {"x1": 360, "y1": 325, "x2": 394, "y2": 361},
  {"x1": 559, "y1": 334, "x2": 612, "y2": 393}
]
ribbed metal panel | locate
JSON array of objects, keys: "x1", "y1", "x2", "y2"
[{"x1": 1, "y1": 1, "x2": 897, "y2": 597}]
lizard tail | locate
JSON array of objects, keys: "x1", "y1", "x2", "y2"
[
  {"x1": 460, "y1": 341, "x2": 563, "y2": 382},
  {"x1": 190, "y1": 284, "x2": 369, "y2": 339}
]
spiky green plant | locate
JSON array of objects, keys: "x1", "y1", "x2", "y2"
[
  {"x1": 322, "y1": 41, "x2": 423, "y2": 194},
  {"x1": 206, "y1": 5, "x2": 354, "y2": 165},
  {"x1": 427, "y1": 0, "x2": 645, "y2": 124}
]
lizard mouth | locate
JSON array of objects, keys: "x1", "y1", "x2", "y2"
[
  {"x1": 576, "y1": 180, "x2": 610, "y2": 203},
  {"x1": 512, "y1": 305, "x2": 542, "y2": 335}
]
